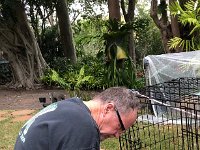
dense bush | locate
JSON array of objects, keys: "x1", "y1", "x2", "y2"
[
  {"x1": 41, "y1": 53, "x2": 145, "y2": 91},
  {"x1": 39, "y1": 26, "x2": 64, "y2": 65},
  {"x1": 41, "y1": 55, "x2": 106, "y2": 90}
]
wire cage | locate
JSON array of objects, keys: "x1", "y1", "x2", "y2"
[{"x1": 119, "y1": 77, "x2": 200, "y2": 150}]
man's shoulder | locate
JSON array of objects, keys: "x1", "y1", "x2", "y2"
[{"x1": 58, "y1": 97, "x2": 86, "y2": 110}]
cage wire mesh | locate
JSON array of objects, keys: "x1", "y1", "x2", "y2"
[
  {"x1": 119, "y1": 51, "x2": 200, "y2": 150},
  {"x1": 119, "y1": 78, "x2": 200, "y2": 150}
]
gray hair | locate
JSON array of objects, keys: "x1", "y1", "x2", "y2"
[{"x1": 93, "y1": 87, "x2": 140, "y2": 113}]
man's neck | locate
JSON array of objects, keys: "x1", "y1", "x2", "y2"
[{"x1": 83, "y1": 100, "x2": 103, "y2": 126}]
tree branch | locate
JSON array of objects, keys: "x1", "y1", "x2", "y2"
[
  {"x1": 121, "y1": 0, "x2": 127, "y2": 21},
  {"x1": 127, "y1": 0, "x2": 135, "y2": 21},
  {"x1": 150, "y1": 0, "x2": 161, "y2": 28}
]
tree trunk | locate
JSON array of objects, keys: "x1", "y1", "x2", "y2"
[
  {"x1": 121, "y1": 0, "x2": 136, "y2": 65},
  {"x1": 169, "y1": 0, "x2": 182, "y2": 52},
  {"x1": 108, "y1": 0, "x2": 121, "y2": 21},
  {"x1": 56, "y1": 0, "x2": 76, "y2": 64},
  {"x1": 150, "y1": 0, "x2": 173, "y2": 53},
  {"x1": 0, "y1": 0, "x2": 47, "y2": 89}
]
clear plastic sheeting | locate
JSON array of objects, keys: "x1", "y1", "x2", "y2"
[
  {"x1": 144, "y1": 51, "x2": 200, "y2": 86},
  {"x1": 141, "y1": 51, "x2": 200, "y2": 125}
]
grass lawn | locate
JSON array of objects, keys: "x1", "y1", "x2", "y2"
[
  {"x1": 101, "y1": 138, "x2": 120, "y2": 149},
  {"x1": 0, "y1": 113, "x2": 24, "y2": 150}
]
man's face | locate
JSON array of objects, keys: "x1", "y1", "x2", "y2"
[{"x1": 99, "y1": 103, "x2": 138, "y2": 141}]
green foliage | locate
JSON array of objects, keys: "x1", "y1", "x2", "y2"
[
  {"x1": 168, "y1": 37, "x2": 193, "y2": 51},
  {"x1": 103, "y1": 19, "x2": 132, "y2": 50},
  {"x1": 134, "y1": 4, "x2": 165, "y2": 64},
  {"x1": 41, "y1": 69, "x2": 70, "y2": 88},
  {"x1": 40, "y1": 26, "x2": 64, "y2": 64},
  {"x1": 101, "y1": 138, "x2": 119, "y2": 150},
  {"x1": 67, "y1": 55, "x2": 106, "y2": 90},
  {"x1": 65, "y1": 66, "x2": 94, "y2": 90},
  {"x1": 69, "y1": 0, "x2": 107, "y2": 22},
  {"x1": 73, "y1": 17, "x2": 106, "y2": 57},
  {"x1": 41, "y1": 6, "x2": 151, "y2": 90},
  {"x1": 26, "y1": 0, "x2": 57, "y2": 36},
  {"x1": 169, "y1": 0, "x2": 200, "y2": 51},
  {"x1": 49, "y1": 57, "x2": 73, "y2": 74},
  {"x1": 41, "y1": 52, "x2": 144, "y2": 91},
  {"x1": 78, "y1": 56, "x2": 105, "y2": 89},
  {"x1": 41, "y1": 55, "x2": 106, "y2": 90},
  {"x1": 72, "y1": 17, "x2": 144, "y2": 89},
  {"x1": 0, "y1": 114, "x2": 25, "y2": 149},
  {"x1": 103, "y1": 56, "x2": 144, "y2": 89},
  {"x1": 102, "y1": 19, "x2": 137, "y2": 88}
]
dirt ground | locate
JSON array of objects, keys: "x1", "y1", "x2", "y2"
[
  {"x1": 0, "y1": 88, "x2": 99, "y2": 122},
  {"x1": 0, "y1": 88, "x2": 70, "y2": 121},
  {"x1": 0, "y1": 88, "x2": 70, "y2": 110}
]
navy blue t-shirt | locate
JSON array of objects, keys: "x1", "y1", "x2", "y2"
[{"x1": 14, "y1": 98, "x2": 100, "y2": 150}]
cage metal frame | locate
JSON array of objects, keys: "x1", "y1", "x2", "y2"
[{"x1": 119, "y1": 77, "x2": 200, "y2": 150}]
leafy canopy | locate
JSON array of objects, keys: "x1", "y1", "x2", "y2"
[{"x1": 169, "y1": 0, "x2": 200, "y2": 51}]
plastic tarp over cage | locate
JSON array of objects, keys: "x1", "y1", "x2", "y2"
[
  {"x1": 144, "y1": 51, "x2": 200, "y2": 86},
  {"x1": 141, "y1": 51, "x2": 200, "y2": 124}
]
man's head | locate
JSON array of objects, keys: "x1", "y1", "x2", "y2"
[{"x1": 90, "y1": 87, "x2": 140, "y2": 141}]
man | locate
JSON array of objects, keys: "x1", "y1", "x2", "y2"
[{"x1": 14, "y1": 87, "x2": 140, "y2": 150}]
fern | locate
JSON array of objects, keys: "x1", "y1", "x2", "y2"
[
  {"x1": 74, "y1": 66, "x2": 93, "y2": 90},
  {"x1": 168, "y1": 37, "x2": 192, "y2": 51},
  {"x1": 169, "y1": 2, "x2": 183, "y2": 16},
  {"x1": 185, "y1": 0, "x2": 195, "y2": 11},
  {"x1": 179, "y1": 12, "x2": 197, "y2": 25},
  {"x1": 197, "y1": 7, "x2": 200, "y2": 13},
  {"x1": 168, "y1": 37, "x2": 182, "y2": 49},
  {"x1": 190, "y1": 24, "x2": 200, "y2": 35},
  {"x1": 169, "y1": 0, "x2": 200, "y2": 51},
  {"x1": 51, "y1": 70, "x2": 60, "y2": 82}
]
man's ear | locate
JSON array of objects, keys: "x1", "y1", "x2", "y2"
[{"x1": 103, "y1": 102, "x2": 115, "y2": 115}]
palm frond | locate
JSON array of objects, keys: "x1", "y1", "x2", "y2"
[
  {"x1": 168, "y1": 37, "x2": 182, "y2": 49},
  {"x1": 179, "y1": 11, "x2": 197, "y2": 25},
  {"x1": 196, "y1": 44, "x2": 200, "y2": 50},
  {"x1": 181, "y1": 17, "x2": 198, "y2": 25},
  {"x1": 168, "y1": 37, "x2": 193, "y2": 51},
  {"x1": 169, "y1": 2, "x2": 183, "y2": 16},
  {"x1": 197, "y1": 7, "x2": 200, "y2": 13},
  {"x1": 191, "y1": 37, "x2": 200, "y2": 50},
  {"x1": 184, "y1": 0, "x2": 195, "y2": 11},
  {"x1": 190, "y1": 24, "x2": 200, "y2": 35}
]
